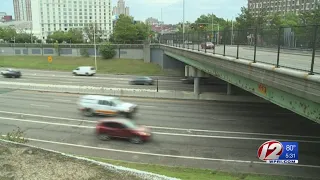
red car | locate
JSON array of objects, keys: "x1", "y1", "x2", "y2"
[
  {"x1": 96, "y1": 118, "x2": 152, "y2": 144},
  {"x1": 201, "y1": 42, "x2": 215, "y2": 49}
]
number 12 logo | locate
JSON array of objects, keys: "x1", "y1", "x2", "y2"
[{"x1": 257, "y1": 140, "x2": 283, "y2": 161}]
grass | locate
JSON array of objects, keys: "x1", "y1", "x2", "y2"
[
  {"x1": 87, "y1": 156, "x2": 302, "y2": 180},
  {"x1": 0, "y1": 56, "x2": 166, "y2": 76}
]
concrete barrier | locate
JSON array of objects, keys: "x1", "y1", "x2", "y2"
[{"x1": 0, "y1": 81, "x2": 267, "y2": 102}]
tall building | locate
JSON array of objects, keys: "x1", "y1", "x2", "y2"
[
  {"x1": 248, "y1": 0, "x2": 320, "y2": 16},
  {"x1": 30, "y1": 0, "x2": 113, "y2": 41},
  {"x1": 113, "y1": 0, "x2": 129, "y2": 16},
  {"x1": 13, "y1": 0, "x2": 32, "y2": 21}
]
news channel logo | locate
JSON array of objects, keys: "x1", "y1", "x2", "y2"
[{"x1": 257, "y1": 140, "x2": 299, "y2": 164}]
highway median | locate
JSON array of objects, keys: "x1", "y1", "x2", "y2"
[{"x1": 0, "y1": 81, "x2": 267, "y2": 103}]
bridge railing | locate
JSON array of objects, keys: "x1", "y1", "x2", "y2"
[{"x1": 159, "y1": 25, "x2": 320, "y2": 75}]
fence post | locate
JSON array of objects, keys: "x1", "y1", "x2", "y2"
[
  {"x1": 187, "y1": 33, "x2": 190, "y2": 49},
  {"x1": 309, "y1": 25, "x2": 318, "y2": 75},
  {"x1": 276, "y1": 27, "x2": 281, "y2": 68},
  {"x1": 198, "y1": 31, "x2": 200, "y2": 51},
  {"x1": 223, "y1": 29, "x2": 226, "y2": 56},
  {"x1": 204, "y1": 31, "x2": 207, "y2": 53},
  {"x1": 253, "y1": 27, "x2": 258, "y2": 63}
]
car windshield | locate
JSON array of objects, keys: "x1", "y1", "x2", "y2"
[
  {"x1": 112, "y1": 98, "x2": 123, "y2": 105},
  {"x1": 123, "y1": 120, "x2": 138, "y2": 129}
]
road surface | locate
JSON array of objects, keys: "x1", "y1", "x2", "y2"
[
  {"x1": 171, "y1": 44, "x2": 320, "y2": 74},
  {"x1": 0, "y1": 69, "x2": 227, "y2": 93},
  {"x1": 0, "y1": 90, "x2": 319, "y2": 179}
]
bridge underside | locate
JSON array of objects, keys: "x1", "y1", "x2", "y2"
[{"x1": 163, "y1": 51, "x2": 320, "y2": 124}]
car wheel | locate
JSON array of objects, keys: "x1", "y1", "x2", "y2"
[
  {"x1": 130, "y1": 136, "x2": 142, "y2": 144},
  {"x1": 85, "y1": 72, "x2": 89, "y2": 76},
  {"x1": 83, "y1": 108, "x2": 94, "y2": 117},
  {"x1": 73, "y1": 72, "x2": 77, "y2": 76},
  {"x1": 97, "y1": 133, "x2": 111, "y2": 141}
]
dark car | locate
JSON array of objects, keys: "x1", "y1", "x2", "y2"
[
  {"x1": 181, "y1": 77, "x2": 211, "y2": 85},
  {"x1": 96, "y1": 118, "x2": 152, "y2": 144},
  {"x1": 1, "y1": 68, "x2": 21, "y2": 78},
  {"x1": 201, "y1": 42, "x2": 215, "y2": 49},
  {"x1": 129, "y1": 76, "x2": 154, "y2": 85}
]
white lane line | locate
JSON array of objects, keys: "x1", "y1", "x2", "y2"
[
  {"x1": 0, "y1": 110, "x2": 319, "y2": 139},
  {"x1": 140, "y1": 105, "x2": 157, "y2": 108},
  {"x1": 2, "y1": 135, "x2": 320, "y2": 169},
  {"x1": 53, "y1": 99, "x2": 72, "y2": 102},
  {"x1": 0, "y1": 116, "x2": 319, "y2": 143},
  {"x1": 30, "y1": 104, "x2": 50, "y2": 108}
]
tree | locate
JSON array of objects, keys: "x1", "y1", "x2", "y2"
[
  {"x1": 113, "y1": 14, "x2": 138, "y2": 43},
  {"x1": 47, "y1": 29, "x2": 83, "y2": 43},
  {"x1": 135, "y1": 21, "x2": 153, "y2": 42},
  {"x1": 83, "y1": 22, "x2": 103, "y2": 43},
  {"x1": 0, "y1": 27, "x2": 17, "y2": 42},
  {"x1": 15, "y1": 33, "x2": 36, "y2": 43},
  {"x1": 99, "y1": 42, "x2": 116, "y2": 59},
  {"x1": 47, "y1": 31, "x2": 66, "y2": 43}
]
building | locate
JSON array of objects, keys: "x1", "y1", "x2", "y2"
[
  {"x1": 13, "y1": 0, "x2": 32, "y2": 21},
  {"x1": 0, "y1": 21, "x2": 32, "y2": 34},
  {"x1": 113, "y1": 0, "x2": 129, "y2": 16},
  {"x1": 30, "y1": 0, "x2": 113, "y2": 41},
  {"x1": 248, "y1": 0, "x2": 320, "y2": 16},
  {"x1": 2, "y1": 16, "x2": 13, "y2": 22}
]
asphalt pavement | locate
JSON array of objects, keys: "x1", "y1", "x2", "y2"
[
  {"x1": 173, "y1": 44, "x2": 320, "y2": 74},
  {"x1": 0, "y1": 90, "x2": 319, "y2": 179},
  {"x1": 0, "y1": 69, "x2": 228, "y2": 93}
]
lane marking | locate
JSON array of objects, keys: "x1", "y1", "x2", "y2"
[
  {"x1": 53, "y1": 99, "x2": 72, "y2": 102},
  {"x1": 0, "y1": 110, "x2": 318, "y2": 139},
  {"x1": 30, "y1": 104, "x2": 50, "y2": 108},
  {"x1": 0, "y1": 116, "x2": 319, "y2": 143},
  {"x1": 2, "y1": 135, "x2": 320, "y2": 169}
]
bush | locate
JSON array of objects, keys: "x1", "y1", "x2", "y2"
[
  {"x1": 1, "y1": 127, "x2": 28, "y2": 143},
  {"x1": 99, "y1": 42, "x2": 116, "y2": 59},
  {"x1": 80, "y1": 48, "x2": 89, "y2": 57}
]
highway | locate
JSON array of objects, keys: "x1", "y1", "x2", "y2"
[
  {"x1": 173, "y1": 44, "x2": 320, "y2": 74},
  {"x1": 0, "y1": 90, "x2": 319, "y2": 179},
  {"x1": 0, "y1": 69, "x2": 227, "y2": 93}
]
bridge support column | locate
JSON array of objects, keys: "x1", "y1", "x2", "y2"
[
  {"x1": 194, "y1": 77, "x2": 200, "y2": 95},
  {"x1": 227, "y1": 83, "x2": 234, "y2": 95}
]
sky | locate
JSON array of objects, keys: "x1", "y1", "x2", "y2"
[{"x1": 0, "y1": 0, "x2": 247, "y2": 24}]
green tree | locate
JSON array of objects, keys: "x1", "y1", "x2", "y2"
[
  {"x1": 83, "y1": 22, "x2": 103, "y2": 43},
  {"x1": 15, "y1": 33, "x2": 35, "y2": 43},
  {"x1": 0, "y1": 27, "x2": 17, "y2": 42},
  {"x1": 99, "y1": 42, "x2": 116, "y2": 59},
  {"x1": 47, "y1": 31, "x2": 66, "y2": 43},
  {"x1": 113, "y1": 14, "x2": 137, "y2": 43},
  {"x1": 66, "y1": 29, "x2": 83, "y2": 43},
  {"x1": 135, "y1": 21, "x2": 152, "y2": 42}
]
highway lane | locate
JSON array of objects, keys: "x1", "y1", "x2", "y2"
[
  {"x1": 0, "y1": 69, "x2": 227, "y2": 93},
  {"x1": 0, "y1": 90, "x2": 319, "y2": 178},
  {"x1": 173, "y1": 44, "x2": 320, "y2": 73}
]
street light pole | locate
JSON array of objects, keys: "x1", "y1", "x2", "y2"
[
  {"x1": 93, "y1": 22, "x2": 97, "y2": 71},
  {"x1": 182, "y1": 0, "x2": 185, "y2": 48},
  {"x1": 161, "y1": 8, "x2": 163, "y2": 43},
  {"x1": 211, "y1": 13, "x2": 213, "y2": 42}
]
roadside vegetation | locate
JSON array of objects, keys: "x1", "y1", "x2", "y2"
[
  {"x1": 0, "y1": 56, "x2": 166, "y2": 75},
  {"x1": 87, "y1": 157, "x2": 305, "y2": 180}
]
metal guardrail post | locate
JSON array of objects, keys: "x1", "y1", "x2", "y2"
[
  {"x1": 223, "y1": 29, "x2": 226, "y2": 56},
  {"x1": 205, "y1": 31, "x2": 207, "y2": 53},
  {"x1": 309, "y1": 25, "x2": 318, "y2": 75},
  {"x1": 253, "y1": 27, "x2": 257, "y2": 63},
  {"x1": 198, "y1": 31, "x2": 200, "y2": 51},
  {"x1": 236, "y1": 44, "x2": 239, "y2": 59},
  {"x1": 276, "y1": 27, "x2": 281, "y2": 68}
]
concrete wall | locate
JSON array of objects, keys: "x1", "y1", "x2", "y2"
[
  {"x1": 150, "y1": 48, "x2": 164, "y2": 66},
  {"x1": 0, "y1": 47, "x2": 144, "y2": 60}
]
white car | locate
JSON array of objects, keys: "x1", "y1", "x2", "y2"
[
  {"x1": 77, "y1": 95, "x2": 138, "y2": 118},
  {"x1": 72, "y1": 66, "x2": 96, "y2": 76}
]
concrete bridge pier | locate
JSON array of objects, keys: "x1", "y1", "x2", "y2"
[{"x1": 227, "y1": 83, "x2": 234, "y2": 95}]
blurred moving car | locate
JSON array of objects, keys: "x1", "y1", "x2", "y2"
[
  {"x1": 77, "y1": 95, "x2": 138, "y2": 118},
  {"x1": 1, "y1": 68, "x2": 21, "y2": 78},
  {"x1": 201, "y1": 42, "x2": 215, "y2": 49},
  {"x1": 72, "y1": 66, "x2": 96, "y2": 76},
  {"x1": 181, "y1": 76, "x2": 211, "y2": 85},
  {"x1": 96, "y1": 118, "x2": 152, "y2": 144},
  {"x1": 129, "y1": 76, "x2": 154, "y2": 85}
]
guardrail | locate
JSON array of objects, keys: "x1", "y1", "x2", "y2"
[
  {"x1": 0, "y1": 81, "x2": 266, "y2": 102},
  {"x1": 159, "y1": 25, "x2": 320, "y2": 74}
]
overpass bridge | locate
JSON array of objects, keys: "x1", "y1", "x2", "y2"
[{"x1": 144, "y1": 43, "x2": 320, "y2": 124}]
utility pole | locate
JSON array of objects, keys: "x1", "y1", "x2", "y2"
[
  {"x1": 161, "y1": 8, "x2": 163, "y2": 43},
  {"x1": 182, "y1": 0, "x2": 185, "y2": 47},
  {"x1": 211, "y1": 13, "x2": 214, "y2": 42},
  {"x1": 93, "y1": 22, "x2": 97, "y2": 71}
]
